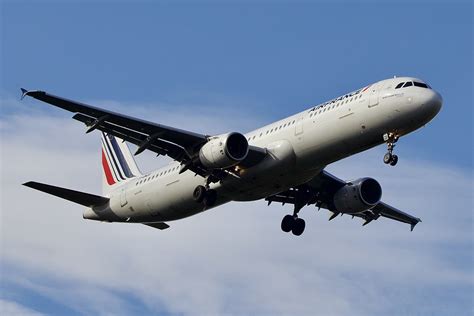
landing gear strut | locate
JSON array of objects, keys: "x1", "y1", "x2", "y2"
[
  {"x1": 193, "y1": 185, "x2": 217, "y2": 207},
  {"x1": 383, "y1": 133, "x2": 399, "y2": 166},
  {"x1": 281, "y1": 203, "x2": 306, "y2": 236}
]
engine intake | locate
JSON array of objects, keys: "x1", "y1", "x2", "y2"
[
  {"x1": 333, "y1": 178, "x2": 382, "y2": 214},
  {"x1": 199, "y1": 132, "x2": 249, "y2": 169}
]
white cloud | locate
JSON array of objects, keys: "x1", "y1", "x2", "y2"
[
  {"x1": 1, "y1": 97, "x2": 472, "y2": 315},
  {"x1": 0, "y1": 299, "x2": 44, "y2": 316}
]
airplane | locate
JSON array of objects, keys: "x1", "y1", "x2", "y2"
[{"x1": 21, "y1": 76, "x2": 442, "y2": 236}]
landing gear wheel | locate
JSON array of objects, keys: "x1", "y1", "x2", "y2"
[
  {"x1": 281, "y1": 215, "x2": 295, "y2": 233},
  {"x1": 383, "y1": 152, "x2": 392, "y2": 164},
  {"x1": 193, "y1": 185, "x2": 206, "y2": 203},
  {"x1": 203, "y1": 189, "x2": 217, "y2": 207},
  {"x1": 292, "y1": 218, "x2": 306, "y2": 236},
  {"x1": 389, "y1": 154, "x2": 398, "y2": 166}
]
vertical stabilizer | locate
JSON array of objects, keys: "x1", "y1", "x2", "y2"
[{"x1": 101, "y1": 132, "x2": 142, "y2": 195}]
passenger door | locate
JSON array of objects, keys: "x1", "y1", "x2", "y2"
[
  {"x1": 120, "y1": 189, "x2": 128, "y2": 207},
  {"x1": 295, "y1": 116, "x2": 304, "y2": 136},
  {"x1": 368, "y1": 84, "x2": 379, "y2": 108}
]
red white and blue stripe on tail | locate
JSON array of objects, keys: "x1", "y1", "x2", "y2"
[{"x1": 101, "y1": 132, "x2": 141, "y2": 193}]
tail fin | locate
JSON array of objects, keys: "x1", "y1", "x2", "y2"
[{"x1": 101, "y1": 132, "x2": 142, "y2": 195}]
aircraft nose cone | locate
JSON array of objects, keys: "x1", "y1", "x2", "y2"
[
  {"x1": 430, "y1": 90, "x2": 443, "y2": 114},
  {"x1": 421, "y1": 89, "x2": 443, "y2": 119}
]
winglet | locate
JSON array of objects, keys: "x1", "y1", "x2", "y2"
[
  {"x1": 20, "y1": 88, "x2": 44, "y2": 100},
  {"x1": 410, "y1": 218, "x2": 422, "y2": 231},
  {"x1": 20, "y1": 88, "x2": 29, "y2": 100}
]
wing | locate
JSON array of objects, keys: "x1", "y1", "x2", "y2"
[
  {"x1": 21, "y1": 89, "x2": 266, "y2": 179},
  {"x1": 266, "y1": 170, "x2": 421, "y2": 231}
]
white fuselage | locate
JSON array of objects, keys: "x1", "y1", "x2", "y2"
[{"x1": 84, "y1": 77, "x2": 442, "y2": 223}]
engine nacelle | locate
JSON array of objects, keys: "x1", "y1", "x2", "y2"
[
  {"x1": 199, "y1": 132, "x2": 249, "y2": 169},
  {"x1": 333, "y1": 178, "x2": 382, "y2": 214}
]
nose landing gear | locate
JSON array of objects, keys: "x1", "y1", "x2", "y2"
[{"x1": 383, "y1": 133, "x2": 399, "y2": 166}]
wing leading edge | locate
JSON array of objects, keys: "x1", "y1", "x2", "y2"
[{"x1": 21, "y1": 89, "x2": 267, "y2": 179}]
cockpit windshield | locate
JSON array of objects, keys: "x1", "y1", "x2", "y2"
[
  {"x1": 395, "y1": 80, "x2": 431, "y2": 89},
  {"x1": 413, "y1": 82, "x2": 429, "y2": 88}
]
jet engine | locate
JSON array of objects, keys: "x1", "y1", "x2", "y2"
[
  {"x1": 199, "y1": 132, "x2": 249, "y2": 169},
  {"x1": 333, "y1": 178, "x2": 382, "y2": 214}
]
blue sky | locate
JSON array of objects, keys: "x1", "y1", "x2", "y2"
[
  {"x1": 2, "y1": 0, "x2": 473, "y2": 168},
  {"x1": 1, "y1": 1, "x2": 473, "y2": 315}
]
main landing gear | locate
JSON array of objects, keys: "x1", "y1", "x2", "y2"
[
  {"x1": 281, "y1": 204, "x2": 306, "y2": 236},
  {"x1": 281, "y1": 215, "x2": 306, "y2": 236},
  {"x1": 193, "y1": 185, "x2": 217, "y2": 207},
  {"x1": 383, "y1": 133, "x2": 399, "y2": 166}
]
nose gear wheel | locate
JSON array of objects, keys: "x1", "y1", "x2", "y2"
[{"x1": 383, "y1": 133, "x2": 399, "y2": 166}]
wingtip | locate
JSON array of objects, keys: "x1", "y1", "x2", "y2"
[
  {"x1": 20, "y1": 88, "x2": 29, "y2": 100},
  {"x1": 20, "y1": 88, "x2": 44, "y2": 100},
  {"x1": 410, "y1": 219, "x2": 421, "y2": 231}
]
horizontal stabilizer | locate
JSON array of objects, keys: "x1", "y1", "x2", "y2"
[
  {"x1": 23, "y1": 181, "x2": 109, "y2": 207},
  {"x1": 144, "y1": 222, "x2": 170, "y2": 230}
]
